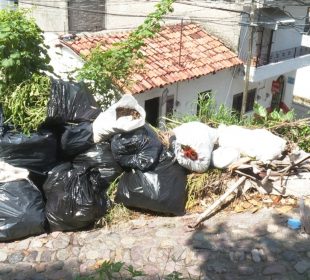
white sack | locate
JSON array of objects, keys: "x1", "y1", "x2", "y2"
[
  {"x1": 93, "y1": 94, "x2": 146, "y2": 143},
  {"x1": 173, "y1": 122, "x2": 218, "y2": 173},
  {"x1": 211, "y1": 147, "x2": 240, "y2": 169},
  {"x1": 218, "y1": 124, "x2": 286, "y2": 162},
  {"x1": 0, "y1": 161, "x2": 29, "y2": 183}
]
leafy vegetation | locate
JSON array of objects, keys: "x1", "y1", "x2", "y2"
[
  {"x1": 0, "y1": 9, "x2": 52, "y2": 134},
  {"x1": 169, "y1": 95, "x2": 250, "y2": 129},
  {"x1": 0, "y1": 9, "x2": 52, "y2": 92},
  {"x1": 77, "y1": 0, "x2": 175, "y2": 109},
  {"x1": 1, "y1": 74, "x2": 51, "y2": 134},
  {"x1": 252, "y1": 103, "x2": 310, "y2": 152}
]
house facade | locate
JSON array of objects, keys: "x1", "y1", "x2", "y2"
[
  {"x1": 238, "y1": 1, "x2": 310, "y2": 113},
  {"x1": 94, "y1": 0, "x2": 309, "y2": 113},
  {"x1": 57, "y1": 23, "x2": 247, "y2": 125},
  {"x1": 102, "y1": 0, "x2": 310, "y2": 114}
]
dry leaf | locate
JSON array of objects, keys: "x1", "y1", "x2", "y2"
[
  {"x1": 241, "y1": 201, "x2": 252, "y2": 209},
  {"x1": 234, "y1": 205, "x2": 245, "y2": 213},
  {"x1": 248, "y1": 199, "x2": 261, "y2": 206}
]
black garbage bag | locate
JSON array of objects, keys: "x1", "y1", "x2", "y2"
[
  {"x1": 111, "y1": 124, "x2": 163, "y2": 171},
  {"x1": 46, "y1": 79, "x2": 101, "y2": 125},
  {"x1": 73, "y1": 142, "x2": 122, "y2": 184},
  {"x1": 0, "y1": 179, "x2": 46, "y2": 241},
  {"x1": 0, "y1": 130, "x2": 58, "y2": 173},
  {"x1": 61, "y1": 122, "x2": 94, "y2": 159},
  {"x1": 115, "y1": 149, "x2": 187, "y2": 216},
  {"x1": 43, "y1": 163, "x2": 109, "y2": 231}
]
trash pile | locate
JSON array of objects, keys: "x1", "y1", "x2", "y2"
[
  {"x1": 1, "y1": 79, "x2": 309, "y2": 241},
  {"x1": 0, "y1": 80, "x2": 187, "y2": 241}
]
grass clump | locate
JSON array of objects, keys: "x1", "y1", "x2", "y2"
[
  {"x1": 96, "y1": 175, "x2": 135, "y2": 227},
  {"x1": 186, "y1": 169, "x2": 230, "y2": 212}
]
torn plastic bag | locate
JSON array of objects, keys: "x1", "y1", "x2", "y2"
[
  {"x1": 46, "y1": 79, "x2": 101, "y2": 125},
  {"x1": 173, "y1": 122, "x2": 218, "y2": 173},
  {"x1": 61, "y1": 122, "x2": 94, "y2": 159},
  {"x1": 73, "y1": 142, "x2": 122, "y2": 184},
  {"x1": 0, "y1": 130, "x2": 58, "y2": 173},
  {"x1": 115, "y1": 150, "x2": 187, "y2": 216},
  {"x1": 43, "y1": 163, "x2": 109, "y2": 231},
  {"x1": 0, "y1": 179, "x2": 46, "y2": 241},
  {"x1": 111, "y1": 124, "x2": 163, "y2": 171},
  {"x1": 92, "y1": 94, "x2": 145, "y2": 142}
]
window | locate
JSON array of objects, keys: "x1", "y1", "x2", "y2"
[
  {"x1": 165, "y1": 96, "x2": 174, "y2": 116},
  {"x1": 232, "y1": 89, "x2": 256, "y2": 113},
  {"x1": 197, "y1": 90, "x2": 212, "y2": 116},
  {"x1": 304, "y1": 7, "x2": 310, "y2": 34}
]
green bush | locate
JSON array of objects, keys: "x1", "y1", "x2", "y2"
[
  {"x1": 0, "y1": 9, "x2": 52, "y2": 133},
  {"x1": 0, "y1": 8, "x2": 52, "y2": 92}
]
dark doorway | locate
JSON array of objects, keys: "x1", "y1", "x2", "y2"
[{"x1": 145, "y1": 97, "x2": 159, "y2": 126}]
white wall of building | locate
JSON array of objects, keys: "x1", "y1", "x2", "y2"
[
  {"x1": 134, "y1": 67, "x2": 257, "y2": 119},
  {"x1": 258, "y1": 71, "x2": 296, "y2": 108},
  {"x1": 44, "y1": 33, "x2": 84, "y2": 80},
  {"x1": 294, "y1": 66, "x2": 310, "y2": 100},
  {"x1": 271, "y1": 6, "x2": 306, "y2": 52}
]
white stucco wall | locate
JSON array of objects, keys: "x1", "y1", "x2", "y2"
[
  {"x1": 259, "y1": 71, "x2": 296, "y2": 108},
  {"x1": 134, "y1": 67, "x2": 250, "y2": 119},
  {"x1": 250, "y1": 54, "x2": 310, "y2": 82},
  {"x1": 294, "y1": 66, "x2": 310, "y2": 100}
]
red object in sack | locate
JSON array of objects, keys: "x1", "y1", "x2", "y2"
[{"x1": 181, "y1": 145, "x2": 198, "y2": 161}]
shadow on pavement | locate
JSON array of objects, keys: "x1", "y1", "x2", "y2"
[{"x1": 186, "y1": 205, "x2": 310, "y2": 280}]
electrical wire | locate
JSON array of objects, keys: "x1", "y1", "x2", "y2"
[{"x1": 19, "y1": 0, "x2": 250, "y2": 16}]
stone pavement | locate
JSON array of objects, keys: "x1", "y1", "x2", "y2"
[{"x1": 0, "y1": 207, "x2": 310, "y2": 280}]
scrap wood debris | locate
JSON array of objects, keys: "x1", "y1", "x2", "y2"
[{"x1": 190, "y1": 146, "x2": 310, "y2": 228}]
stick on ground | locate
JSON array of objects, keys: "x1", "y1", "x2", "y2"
[{"x1": 191, "y1": 176, "x2": 247, "y2": 228}]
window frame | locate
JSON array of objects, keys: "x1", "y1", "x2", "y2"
[
  {"x1": 232, "y1": 88, "x2": 256, "y2": 113},
  {"x1": 196, "y1": 90, "x2": 212, "y2": 116}
]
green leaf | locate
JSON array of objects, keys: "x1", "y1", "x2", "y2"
[
  {"x1": 1, "y1": 58, "x2": 14, "y2": 67},
  {"x1": 254, "y1": 103, "x2": 267, "y2": 118}
]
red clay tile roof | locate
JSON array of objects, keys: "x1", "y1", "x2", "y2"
[{"x1": 61, "y1": 22, "x2": 243, "y2": 94}]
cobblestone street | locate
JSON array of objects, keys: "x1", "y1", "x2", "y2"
[{"x1": 0, "y1": 207, "x2": 310, "y2": 280}]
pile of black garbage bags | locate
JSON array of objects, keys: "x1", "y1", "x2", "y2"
[{"x1": 0, "y1": 79, "x2": 187, "y2": 242}]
